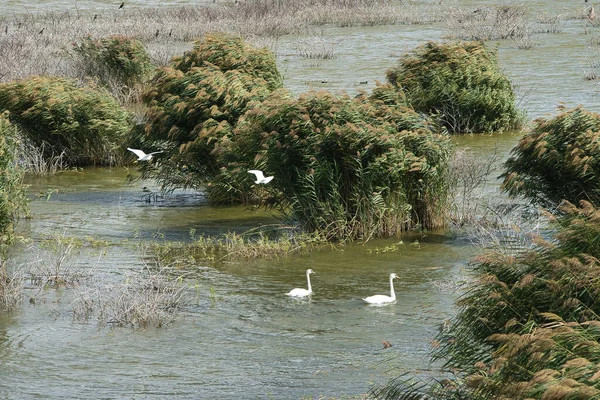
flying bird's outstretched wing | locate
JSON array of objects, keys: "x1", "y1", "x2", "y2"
[
  {"x1": 127, "y1": 148, "x2": 148, "y2": 160},
  {"x1": 248, "y1": 170, "x2": 265, "y2": 181}
]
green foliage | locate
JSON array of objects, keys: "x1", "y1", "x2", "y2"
[
  {"x1": 223, "y1": 87, "x2": 452, "y2": 240},
  {"x1": 502, "y1": 106, "x2": 600, "y2": 208},
  {"x1": 138, "y1": 32, "x2": 282, "y2": 192},
  {"x1": 72, "y1": 35, "x2": 155, "y2": 91},
  {"x1": 386, "y1": 41, "x2": 523, "y2": 134},
  {"x1": 150, "y1": 226, "x2": 331, "y2": 265},
  {"x1": 0, "y1": 76, "x2": 132, "y2": 167},
  {"x1": 171, "y1": 32, "x2": 282, "y2": 90},
  {"x1": 430, "y1": 201, "x2": 600, "y2": 399},
  {"x1": 0, "y1": 113, "x2": 28, "y2": 243}
]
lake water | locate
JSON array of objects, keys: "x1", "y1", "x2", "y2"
[{"x1": 0, "y1": 1, "x2": 599, "y2": 398}]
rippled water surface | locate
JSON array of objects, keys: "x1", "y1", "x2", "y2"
[{"x1": 0, "y1": 0, "x2": 599, "y2": 398}]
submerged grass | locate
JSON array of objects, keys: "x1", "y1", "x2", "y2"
[{"x1": 150, "y1": 226, "x2": 333, "y2": 266}]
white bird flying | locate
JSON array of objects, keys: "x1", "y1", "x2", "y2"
[
  {"x1": 286, "y1": 269, "x2": 315, "y2": 298},
  {"x1": 127, "y1": 148, "x2": 163, "y2": 161},
  {"x1": 363, "y1": 273, "x2": 399, "y2": 305},
  {"x1": 248, "y1": 169, "x2": 274, "y2": 184}
]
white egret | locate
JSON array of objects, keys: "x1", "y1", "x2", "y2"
[
  {"x1": 248, "y1": 169, "x2": 274, "y2": 184},
  {"x1": 286, "y1": 269, "x2": 315, "y2": 297},
  {"x1": 127, "y1": 148, "x2": 163, "y2": 161},
  {"x1": 363, "y1": 273, "x2": 399, "y2": 305}
]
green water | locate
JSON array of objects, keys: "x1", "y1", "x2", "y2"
[{"x1": 0, "y1": 0, "x2": 599, "y2": 398}]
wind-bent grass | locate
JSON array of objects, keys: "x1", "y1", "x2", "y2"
[{"x1": 375, "y1": 201, "x2": 600, "y2": 399}]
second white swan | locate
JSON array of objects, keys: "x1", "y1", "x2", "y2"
[
  {"x1": 363, "y1": 273, "x2": 399, "y2": 304},
  {"x1": 286, "y1": 269, "x2": 315, "y2": 297}
]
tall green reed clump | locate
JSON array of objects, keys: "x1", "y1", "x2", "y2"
[
  {"x1": 0, "y1": 76, "x2": 132, "y2": 167},
  {"x1": 0, "y1": 112, "x2": 28, "y2": 244},
  {"x1": 386, "y1": 41, "x2": 524, "y2": 134},
  {"x1": 71, "y1": 35, "x2": 155, "y2": 103},
  {"x1": 502, "y1": 106, "x2": 600, "y2": 209},
  {"x1": 402, "y1": 201, "x2": 600, "y2": 400},
  {"x1": 223, "y1": 85, "x2": 452, "y2": 241},
  {"x1": 137, "y1": 32, "x2": 283, "y2": 195}
]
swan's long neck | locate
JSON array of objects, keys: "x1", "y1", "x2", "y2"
[
  {"x1": 306, "y1": 271, "x2": 312, "y2": 292},
  {"x1": 389, "y1": 275, "x2": 396, "y2": 300}
]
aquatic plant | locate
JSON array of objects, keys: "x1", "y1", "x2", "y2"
[
  {"x1": 448, "y1": 148, "x2": 501, "y2": 227},
  {"x1": 502, "y1": 106, "x2": 600, "y2": 209},
  {"x1": 72, "y1": 265, "x2": 188, "y2": 329},
  {"x1": 0, "y1": 76, "x2": 132, "y2": 167},
  {"x1": 446, "y1": 4, "x2": 531, "y2": 42},
  {"x1": 0, "y1": 112, "x2": 28, "y2": 243},
  {"x1": 386, "y1": 41, "x2": 524, "y2": 134},
  {"x1": 224, "y1": 86, "x2": 452, "y2": 240},
  {"x1": 150, "y1": 226, "x2": 332, "y2": 265},
  {"x1": 27, "y1": 233, "x2": 87, "y2": 288},
  {"x1": 375, "y1": 201, "x2": 600, "y2": 399},
  {"x1": 0, "y1": 1, "x2": 444, "y2": 85},
  {"x1": 71, "y1": 35, "x2": 155, "y2": 103},
  {"x1": 137, "y1": 33, "x2": 282, "y2": 195},
  {"x1": 0, "y1": 258, "x2": 22, "y2": 314}
]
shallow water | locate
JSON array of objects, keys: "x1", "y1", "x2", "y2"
[
  {"x1": 0, "y1": 0, "x2": 599, "y2": 398},
  {"x1": 3, "y1": 170, "x2": 470, "y2": 398}
]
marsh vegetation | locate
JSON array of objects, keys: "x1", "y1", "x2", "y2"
[{"x1": 0, "y1": 0, "x2": 599, "y2": 399}]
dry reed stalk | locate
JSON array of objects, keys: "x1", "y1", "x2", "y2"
[
  {"x1": 0, "y1": 259, "x2": 22, "y2": 313},
  {"x1": 445, "y1": 5, "x2": 531, "y2": 41},
  {"x1": 72, "y1": 266, "x2": 189, "y2": 328},
  {"x1": 0, "y1": 1, "x2": 436, "y2": 84}
]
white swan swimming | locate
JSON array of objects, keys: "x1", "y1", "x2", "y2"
[
  {"x1": 286, "y1": 269, "x2": 315, "y2": 297},
  {"x1": 248, "y1": 169, "x2": 274, "y2": 184},
  {"x1": 363, "y1": 273, "x2": 399, "y2": 305},
  {"x1": 127, "y1": 148, "x2": 163, "y2": 161}
]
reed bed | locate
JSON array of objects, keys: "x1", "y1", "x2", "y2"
[
  {"x1": 0, "y1": 1, "x2": 442, "y2": 83},
  {"x1": 374, "y1": 201, "x2": 600, "y2": 399}
]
